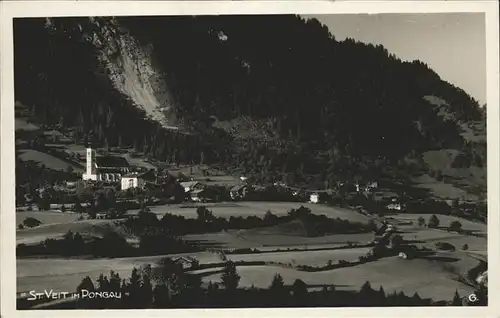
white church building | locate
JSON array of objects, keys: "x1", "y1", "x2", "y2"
[{"x1": 82, "y1": 147, "x2": 131, "y2": 182}]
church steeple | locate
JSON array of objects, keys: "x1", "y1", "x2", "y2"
[{"x1": 82, "y1": 130, "x2": 97, "y2": 181}]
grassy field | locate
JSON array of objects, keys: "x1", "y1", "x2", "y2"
[
  {"x1": 390, "y1": 213, "x2": 486, "y2": 234},
  {"x1": 17, "y1": 218, "x2": 114, "y2": 245},
  {"x1": 17, "y1": 251, "x2": 219, "y2": 293},
  {"x1": 417, "y1": 149, "x2": 485, "y2": 200},
  {"x1": 16, "y1": 202, "x2": 486, "y2": 304},
  {"x1": 17, "y1": 149, "x2": 84, "y2": 172},
  {"x1": 198, "y1": 255, "x2": 477, "y2": 301},
  {"x1": 225, "y1": 247, "x2": 371, "y2": 266},
  {"x1": 16, "y1": 211, "x2": 80, "y2": 226},
  {"x1": 129, "y1": 201, "x2": 371, "y2": 222}
]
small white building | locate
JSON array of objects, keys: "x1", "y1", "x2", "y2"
[
  {"x1": 121, "y1": 173, "x2": 146, "y2": 191},
  {"x1": 386, "y1": 203, "x2": 402, "y2": 211},
  {"x1": 120, "y1": 170, "x2": 156, "y2": 191},
  {"x1": 309, "y1": 193, "x2": 319, "y2": 204},
  {"x1": 96, "y1": 212, "x2": 107, "y2": 220}
]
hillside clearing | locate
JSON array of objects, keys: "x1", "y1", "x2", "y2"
[{"x1": 17, "y1": 149, "x2": 84, "y2": 172}]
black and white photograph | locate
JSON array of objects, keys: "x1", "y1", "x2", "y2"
[{"x1": 1, "y1": 1, "x2": 499, "y2": 316}]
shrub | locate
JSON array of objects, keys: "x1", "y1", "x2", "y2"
[
  {"x1": 428, "y1": 215, "x2": 440, "y2": 228},
  {"x1": 23, "y1": 217, "x2": 42, "y2": 228},
  {"x1": 448, "y1": 221, "x2": 462, "y2": 232},
  {"x1": 417, "y1": 216, "x2": 425, "y2": 227},
  {"x1": 435, "y1": 242, "x2": 456, "y2": 251}
]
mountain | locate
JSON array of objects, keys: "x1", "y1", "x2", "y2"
[{"x1": 13, "y1": 16, "x2": 486, "y2": 199}]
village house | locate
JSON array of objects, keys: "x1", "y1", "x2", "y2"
[
  {"x1": 309, "y1": 191, "x2": 332, "y2": 204},
  {"x1": 82, "y1": 146, "x2": 131, "y2": 182},
  {"x1": 230, "y1": 184, "x2": 248, "y2": 200},
  {"x1": 121, "y1": 169, "x2": 157, "y2": 191},
  {"x1": 180, "y1": 181, "x2": 203, "y2": 193},
  {"x1": 96, "y1": 212, "x2": 107, "y2": 220},
  {"x1": 309, "y1": 193, "x2": 320, "y2": 204},
  {"x1": 189, "y1": 188, "x2": 215, "y2": 202},
  {"x1": 171, "y1": 256, "x2": 200, "y2": 270},
  {"x1": 386, "y1": 202, "x2": 403, "y2": 211}
]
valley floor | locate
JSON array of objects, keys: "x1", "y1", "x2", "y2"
[{"x1": 16, "y1": 201, "x2": 487, "y2": 305}]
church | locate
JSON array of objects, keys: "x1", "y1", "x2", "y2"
[{"x1": 82, "y1": 146, "x2": 131, "y2": 182}]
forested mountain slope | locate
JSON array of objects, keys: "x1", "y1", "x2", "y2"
[{"x1": 14, "y1": 16, "x2": 486, "y2": 197}]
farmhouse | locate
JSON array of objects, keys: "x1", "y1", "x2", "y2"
[
  {"x1": 180, "y1": 181, "x2": 203, "y2": 193},
  {"x1": 189, "y1": 189, "x2": 211, "y2": 202},
  {"x1": 171, "y1": 256, "x2": 199, "y2": 270},
  {"x1": 386, "y1": 203, "x2": 402, "y2": 211},
  {"x1": 230, "y1": 184, "x2": 248, "y2": 200},
  {"x1": 82, "y1": 146, "x2": 131, "y2": 182}
]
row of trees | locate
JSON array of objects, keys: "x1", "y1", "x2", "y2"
[{"x1": 19, "y1": 258, "x2": 487, "y2": 309}]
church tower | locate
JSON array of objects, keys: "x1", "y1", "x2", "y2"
[{"x1": 82, "y1": 132, "x2": 98, "y2": 181}]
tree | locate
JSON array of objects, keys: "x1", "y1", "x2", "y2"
[
  {"x1": 220, "y1": 261, "x2": 240, "y2": 290},
  {"x1": 390, "y1": 234, "x2": 404, "y2": 249},
  {"x1": 37, "y1": 195, "x2": 51, "y2": 211},
  {"x1": 76, "y1": 276, "x2": 95, "y2": 308},
  {"x1": 196, "y1": 206, "x2": 213, "y2": 223},
  {"x1": 269, "y1": 273, "x2": 285, "y2": 291},
  {"x1": 291, "y1": 279, "x2": 308, "y2": 301},
  {"x1": 360, "y1": 281, "x2": 374, "y2": 296},
  {"x1": 367, "y1": 219, "x2": 378, "y2": 232},
  {"x1": 428, "y1": 214, "x2": 440, "y2": 228},
  {"x1": 451, "y1": 290, "x2": 462, "y2": 306},
  {"x1": 417, "y1": 216, "x2": 425, "y2": 227},
  {"x1": 140, "y1": 273, "x2": 153, "y2": 308},
  {"x1": 448, "y1": 220, "x2": 462, "y2": 232},
  {"x1": 378, "y1": 286, "x2": 386, "y2": 299}
]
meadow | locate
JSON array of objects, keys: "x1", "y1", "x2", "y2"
[
  {"x1": 16, "y1": 201, "x2": 486, "y2": 306},
  {"x1": 195, "y1": 255, "x2": 478, "y2": 301},
  {"x1": 129, "y1": 201, "x2": 371, "y2": 222}
]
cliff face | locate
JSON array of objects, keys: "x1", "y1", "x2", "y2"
[{"x1": 45, "y1": 17, "x2": 180, "y2": 130}]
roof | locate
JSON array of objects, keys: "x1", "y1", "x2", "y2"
[
  {"x1": 190, "y1": 189, "x2": 205, "y2": 195},
  {"x1": 140, "y1": 169, "x2": 157, "y2": 181},
  {"x1": 230, "y1": 184, "x2": 247, "y2": 192},
  {"x1": 172, "y1": 256, "x2": 198, "y2": 263},
  {"x1": 98, "y1": 167, "x2": 125, "y2": 173},
  {"x1": 95, "y1": 156, "x2": 130, "y2": 168},
  {"x1": 43, "y1": 130, "x2": 63, "y2": 137},
  {"x1": 180, "y1": 181, "x2": 199, "y2": 188}
]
